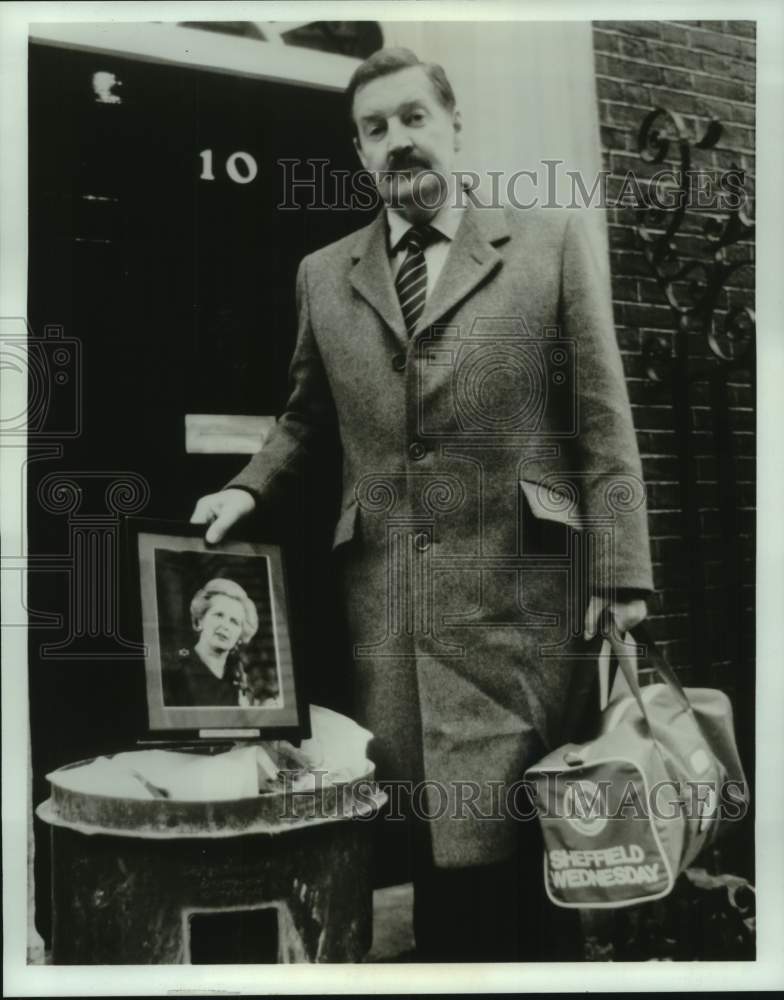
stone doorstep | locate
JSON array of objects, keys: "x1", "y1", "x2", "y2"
[{"x1": 367, "y1": 882, "x2": 417, "y2": 963}]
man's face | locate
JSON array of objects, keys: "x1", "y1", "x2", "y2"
[
  {"x1": 353, "y1": 66, "x2": 461, "y2": 217},
  {"x1": 198, "y1": 594, "x2": 244, "y2": 653}
]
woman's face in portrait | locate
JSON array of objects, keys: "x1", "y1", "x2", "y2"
[{"x1": 196, "y1": 594, "x2": 245, "y2": 653}]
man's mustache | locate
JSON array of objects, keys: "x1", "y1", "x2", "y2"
[{"x1": 383, "y1": 155, "x2": 431, "y2": 173}]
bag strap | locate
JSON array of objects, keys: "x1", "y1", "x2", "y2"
[
  {"x1": 596, "y1": 614, "x2": 724, "y2": 796},
  {"x1": 633, "y1": 621, "x2": 690, "y2": 697},
  {"x1": 590, "y1": 619, "x2": 679, "y2": 785},
  {"x1": 599, "y1": 611, "x2": 692, "y2": 727}
]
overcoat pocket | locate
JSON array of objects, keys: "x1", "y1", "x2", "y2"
[
  {"x1": 331, "y1": 500, "x2": 359, "y2": 551},
  {"x1": 519, "y1": 478, "x2": 583, "y2": 529}
]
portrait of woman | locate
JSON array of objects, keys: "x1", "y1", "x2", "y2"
[
  {"x1": 162, "y1": 577, "x2": 260, "y2": 707},
  {"x1": 133, "y1": 527, "x2": 299, "y2": 733}
]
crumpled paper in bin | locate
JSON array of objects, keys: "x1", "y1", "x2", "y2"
[
  {"x1": 300, "y1": 704, "x2": 373, "y2": 783},
  {"x1": 47, "y1": 705, "x2": 373, "y2": 802},
  {"x1": 50, "y1": 744, "x2": 260, "y2": 801}
]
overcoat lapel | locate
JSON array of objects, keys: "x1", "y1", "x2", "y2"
[
  {"x1": 414, "y1": 203, "x2": 510, "y2": 337},
  {"x1": 349, "y1": 215, "x2": 406, "y2": 341}
]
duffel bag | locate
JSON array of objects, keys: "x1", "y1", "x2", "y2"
[{"x1": 524, "y1": 621, "x2": 748, "y2": 909}]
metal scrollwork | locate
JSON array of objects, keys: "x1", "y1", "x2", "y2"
[
  {"x1": 642, "y1": 333, "x2": 674, "y2": 384},
  {"x1": 636, "y1": 107, "x2": 755, "y2": 376},
  {"x1": 632, "y1": 103, "x2": 755, "y2": 701}
]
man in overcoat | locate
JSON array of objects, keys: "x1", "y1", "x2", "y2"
[{"x1": 192, "y1": 47, "x2": 653, "y2": 961}]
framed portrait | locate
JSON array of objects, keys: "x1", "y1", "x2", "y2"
[{"x1": 124, "y1": 518, "x2": 308, "y2": 741}]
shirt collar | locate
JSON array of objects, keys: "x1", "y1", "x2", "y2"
[{"x1": 386, "y1": 197, "x2": 465, "y2": 254}]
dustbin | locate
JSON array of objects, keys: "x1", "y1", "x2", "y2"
[{"x1": 36, "y1": 708, "x2": 385, "y2": 964}]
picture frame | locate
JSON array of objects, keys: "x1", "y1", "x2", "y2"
[{"x1": 124, "y1": 517, "x2": 308, "y2": 741}]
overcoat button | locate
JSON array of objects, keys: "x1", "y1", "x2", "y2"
[
  {"x1": 408, "y1": 442, "x2": 426, "y2": 461},
  {"x1": 392, "y1": 353, "x2": 406, "y2": 372},
  {"x1": 414, "y1": 532, "x2": 431, "y2": 551}
]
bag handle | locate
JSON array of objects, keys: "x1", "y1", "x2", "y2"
[
  {"x1": 599, "y1": 611, "x2": 692, "y2": 727},
  {"x1": 631, "y1": 620, "x2": 690, "y2": 700}
]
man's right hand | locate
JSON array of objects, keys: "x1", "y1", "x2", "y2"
[{"x1": 190, "y1": 488, "x2": 256, "y2": 544}]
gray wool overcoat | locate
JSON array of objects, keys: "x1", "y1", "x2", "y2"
[{"x1": 229, "y1": 201, "x2": 654, "y2": 867}]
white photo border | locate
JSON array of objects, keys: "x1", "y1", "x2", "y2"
[{"x1": 2, "y1": 1, "x2": 783, "y2": 996}]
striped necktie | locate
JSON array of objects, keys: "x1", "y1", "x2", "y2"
[{"x1": 394, "y1": 225, "x2": 439, "y2": 337}]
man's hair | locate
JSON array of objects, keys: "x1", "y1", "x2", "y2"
[{"x1": 346, "y1": 47, "x2": 456, "y2": 133}]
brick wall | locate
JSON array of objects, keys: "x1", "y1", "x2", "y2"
[{"x1": 592, "y1": 21, "x2": 756, "y2": 696}]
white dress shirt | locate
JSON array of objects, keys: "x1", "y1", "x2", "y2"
[{"x1": 386, "y1": 200, "x2": 465, "y2": 301}]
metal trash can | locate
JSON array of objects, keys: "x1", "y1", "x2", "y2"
[{"x1": 37, "y1": 744, "x2": 384, "y2": 964}]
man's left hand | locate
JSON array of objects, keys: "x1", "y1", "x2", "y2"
[{"x1": 583, "y1": 594, "x2": 648, "y2": 641}]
